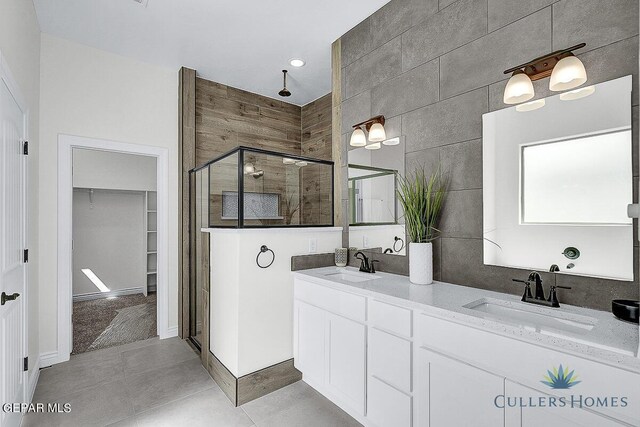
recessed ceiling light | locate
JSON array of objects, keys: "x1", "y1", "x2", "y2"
[{"x1": 289, "y1": 59, "x2": 305, "y2": 67}]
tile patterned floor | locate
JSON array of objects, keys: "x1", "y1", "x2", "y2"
[{"x1": 23, "y1": 337, "x2": 362, "y2": 427}]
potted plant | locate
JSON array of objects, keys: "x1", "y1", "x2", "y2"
[{"x1": 397, "y1": 166, "x2": 447, "y2": 285}]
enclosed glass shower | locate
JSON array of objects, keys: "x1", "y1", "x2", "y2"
[{"x1": 188, "y1": 146, "x2": 334, "y2": 347}]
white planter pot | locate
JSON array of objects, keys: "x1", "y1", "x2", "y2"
[{"x1": 409, "y1": 242, "x2": 433, "y2": 285}]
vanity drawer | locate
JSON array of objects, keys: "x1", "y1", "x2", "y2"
[
  {"x1": 294, "y1": 279, "x2": 366, "y2": 322},
  {"x1": 415, "y1": 313, "x2": 640, "y2": 426},
  {"x1": 367, "y1": 376, "x2": 412, "y2": 427},
  {"x1": 369, "y1": 328, "x2": 412, "y2": 392},
  {"x1": 369, "y1": 299, "x2": 412, "y2": 337}
]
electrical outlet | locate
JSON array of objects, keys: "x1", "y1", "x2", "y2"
[{"x1": 308, "y1": 238, "x2": 317, "y2": 253}]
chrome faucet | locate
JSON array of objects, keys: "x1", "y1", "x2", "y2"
[
  {"x1": 354, "y1": 251, "x2": 379, "y2": 273},
  {"x1": 512, "y1": 271, "x2": 571, "y2": 308}
]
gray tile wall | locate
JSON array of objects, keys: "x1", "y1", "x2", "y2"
[{"x1": 338, "y1": 0, "x2": 639, "y2": 310}]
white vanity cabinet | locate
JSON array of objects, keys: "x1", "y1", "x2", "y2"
[
  {"x1": 293, "y1": 274, "x2": 639, "y2": 427},
  {"x1": 293, "y1": 280, "x2": 367, "y2": 418},
  {"x1": 414, "y1": 347, "x2": 505, "y2": 427}
]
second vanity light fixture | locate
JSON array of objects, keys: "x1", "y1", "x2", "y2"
[
  {"x1": 503, "y1": 43, "x2": 589, "y2": 108},
  {"x1": 349, "y1": 115, "x2": 390, "y2": 150}
]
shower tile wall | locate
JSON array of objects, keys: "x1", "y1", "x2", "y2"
[{"x1": 338, "y1": 0, "x2": 639, "y2": 310}]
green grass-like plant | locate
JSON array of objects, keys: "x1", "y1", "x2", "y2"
[{"x1": 397, "y1": 166, "x2": 447, "y2": 243}]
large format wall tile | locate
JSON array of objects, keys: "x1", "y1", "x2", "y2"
[
  {"x1": 488, "y1": 0, "x2": 555, "y2": 32},
  {"x1": 441, "y1": 238, "x2": 557, "y2": 295},
  {"x1": 576, "y1": 36, "x2": 638, "y2": 106},
  {"x1": 338, "y1": 0, "x2": 639, "y2": 310},
  {"x1": 341, "y1": 19, "x2": 373, "y2": 68},
  {"x1": 370, "y1": 0, "x2": 438, "y2": 49},
  {"x1": 440, "y1": 8, "x2": 551, "y2": 99},
  {"x1": 553, "y1": 0, "x2": 639, "y2": 52},
  {"x1": 403, "y1": 87, "x2": 487, "y2": 152},
  {"x1": 371, "y1": 59, "x2": 439, "y2": 117},
  {"x1": 345, "y1": 37, "x2": 402, "y2": 99},
  {"x1": 440, "y1": 139, "x2": 483, "y2": 190},
  {"x1": 341, "y1": 90, "x2": 371, "y2": 133},
  {"x1": 440, "y1": 189, "x2": 483, "y2": 238},
  {"x1": 402, "y1": 0, "x2": 488, "y2": 72}
]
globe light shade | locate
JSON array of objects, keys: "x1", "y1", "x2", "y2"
[
  {"x1": 549, "y1": 56, "x2": 587, "y2": 91},
  {"x1": 503, "y1": 72, "x2": 534, "y2": 104},
  {"x1": 350, "y1": 127, "x2": 366, "y2": 146},
  {"x1": 368, "y1": 122, "x2": 386, "y2": 142}
]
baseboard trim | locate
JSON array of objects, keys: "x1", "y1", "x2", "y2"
[
  {"x1": 72, "y1": 287, "x2": 146, "y2": 302},
  {"x1": 27, "y1": 357, "x2": 40, "y2": 402},
  {"x1": 164, "y1": 326, "x2": 178, "y2": 338},
  {"x1": 237, "y1": 358, "x2": 302, "y2": 406},
  {"x1": 39, "y1": 351, "x2": 64, "y2": 367},
  {"x1": 202, "y1": 352, "x2": 301, "y2": 407}
]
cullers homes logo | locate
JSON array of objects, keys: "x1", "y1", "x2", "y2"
[{"x1": 494, "y1": 365, "x2": 629, "y2": 410}]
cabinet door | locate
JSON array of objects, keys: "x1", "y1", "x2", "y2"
[
  {"x1": 294, "y1": 301, "x2": 325, "y2": 385},
  {"x1": 326, "y1": 313, "x2": 366, "y2": 415},
  {"x1": 415, "y1": 347, "x2": 505, "y2": 427},
  {"x1": 505, "y1": 381, "x2": 624, "y2": 427}
]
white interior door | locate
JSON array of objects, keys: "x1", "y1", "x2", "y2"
[{"x1": 0, "y1": 71, "x2": 28, "y2": 427}]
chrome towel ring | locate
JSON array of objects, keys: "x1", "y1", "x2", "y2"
[{"x1": 256, "y1": 245, "x2": 275, "y2": 269}]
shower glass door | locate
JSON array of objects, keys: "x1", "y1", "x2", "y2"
[{"x1": 189, "y1": 167, "x2": 209, "y2": 348}]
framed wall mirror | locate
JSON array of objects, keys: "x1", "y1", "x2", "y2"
[
  {"x1": 482, "y1": 76, "x2": 633, "y2": 281},
  {"x1": 348, "y1": 136, "x2": 407, "y2": 255}
]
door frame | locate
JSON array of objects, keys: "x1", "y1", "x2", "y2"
[
  {"x1": 0, "y1": 50, "x2": 30, "y2": 405},
  {"x1": 57, "y1": 134, "x2": 171, "y2": 364}
]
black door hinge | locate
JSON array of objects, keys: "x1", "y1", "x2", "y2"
[
  {"x1": 23, "y1": 141, "x2": 28, "y2": 155},
  {"x1": 23, "y1": 249, "x2": 29, "y2": 263},
  {"x1": 23, "y1": 357, "x2": 28, "y2": 372}
]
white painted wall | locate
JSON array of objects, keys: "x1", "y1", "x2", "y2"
[
  {"x1": 39, "y1": 34, "x2": 178, "y2": 356},
  {"x1": 72, "y1": 189, "x2": 146, "y2": 296},
  {"x1": 206, "y1": 227, "x2": 342, "y2": 377},
  {"x1": 73, "y1": 148, "x2": 157, "y2": 191},
  {"x1": 0, "y1": 0, "x2": 41, "y2": 382}
]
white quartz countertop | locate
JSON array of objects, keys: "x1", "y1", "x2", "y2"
[{"x1": 292, "y1": 266, "x2": 640, "y2": 373}]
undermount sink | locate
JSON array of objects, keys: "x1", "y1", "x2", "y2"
[
  {"x1": 324, "y1": 271, "x2": 381, "y2": 283},
  {"x1": 463, "y1": 297, "x2": 597, "y2": 336}
]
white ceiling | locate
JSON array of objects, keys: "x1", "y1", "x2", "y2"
[{"x1": 33, "y1": 0, "x2": 390, "y2": 105}]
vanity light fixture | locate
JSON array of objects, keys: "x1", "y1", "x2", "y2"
[
  {"x1": 349, "y1": 115, "x2": 386, "y2": 146},
  {"x1": 349, "y1": 127, "x2": 367, "y2": 147},
  {"x1": 383, "y1": 137, "x2": 400, "y2": 146},
  {"x1": 560, "y1": 85, "x2": 595, "y2": 101},
  {"x1": 503, "y1": 43, "x2": 587, "y2": 105},
  {"x1": 516, "y1": 98, "x2": 545, "y2": 112}
]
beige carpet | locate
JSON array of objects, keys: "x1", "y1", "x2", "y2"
[{"x1": 72, "y1": 293, "x2": 157, "y2": 354}]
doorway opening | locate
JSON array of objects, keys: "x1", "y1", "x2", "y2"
[
  {"x1": 70, "y1": 148, "x2": 158, "y2": 354},
  {"x1": 57, "y1": 135, "x2": 170, "y2": 364}
]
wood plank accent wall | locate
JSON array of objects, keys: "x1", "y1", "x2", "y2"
[
  {"x1": 331, "y1": 40, "x2": 346, "y2": 246},
  {"x1": 195, "y1": 77, "x2": 302, "y2": 166},
  {"x1": 180, "y1": 70, "x2": 332, "y2": 402},
  {"x1": 179, "y1": 67, "x2": 196, "y2": 339},
  {"x1": 301, "y1": 94, "x2": 332, "y2": 225}
]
